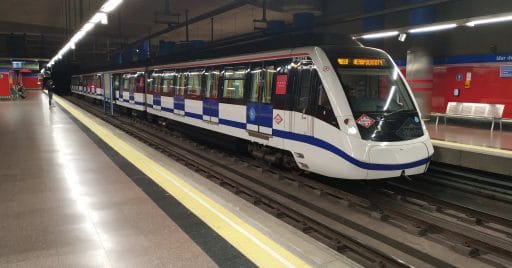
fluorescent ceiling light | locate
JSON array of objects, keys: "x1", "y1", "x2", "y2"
[
  {"x1": 409, "y1": 23, "x2": 457, "y2": 33},
  {"x1": 90, "y1": 12, "x2": 107, "y2": 24},
  {"x1": 72, "y1": 30, "x2": 87, "y2": 42},
  {"x1": 361, "y1": 31, "x2": 399, "y2": 39},
  {"x1": 101, "y1": 15, "x2": 108, "y2": 24},
  {"x1": 466, "y1": 15, "x2": 512, "y2": 27},
  {"x1": 100, "y1": 0, "x2": 123, "y2": 13},
  {"x1": 82, "y1": 22, "x2": 95, "y2": 32}
]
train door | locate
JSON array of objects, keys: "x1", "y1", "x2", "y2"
[
  {"x1": 174, "y1": 70, "x2": 186, "y2": 115},
  {"x1": 120, "y1": 74, "x2": 129, "y2": 102},
  {"x1": 112, "y1": 74, "x2": 121, "y2": 102},
  {"x1": 152, "y1": 73, "x2": 162, "y2": 110},
  {"x1": 246, "y1": 63, "x2": 274, "y2": 135},
  {"x1": 129, "y1": 75, "x2": 135, "y2": 104},
  {"x1": 203, "y1": 69, "x2": 220, "y2": 123},
  {"x1": 291, "y1": 61, "x2": 315, "y2": 136}
]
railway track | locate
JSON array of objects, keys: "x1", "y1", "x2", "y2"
[{"x1": 67, "y1": 96, "x2": 512, "y2": 267}]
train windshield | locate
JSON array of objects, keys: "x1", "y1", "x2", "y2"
[
  {"x1": 329, "y1": 53, "x2": 423, "y2": 141},
  {"x1": 337, "y1": 68, "x2": 416, "y2": 114}
]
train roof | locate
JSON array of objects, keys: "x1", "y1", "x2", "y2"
[{"x1": 75, "y1": 32, "x2": 361, "y2": 75}]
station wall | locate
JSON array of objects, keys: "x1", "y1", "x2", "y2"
[
  {"x1": 431, "y1": 65, "x2": 512, "y2": 118},
  {"x1": 399, "y1": 61, "x2": 512, "y2": 119},
  {"x1": 21, "y1": 73, "x2": 40, "y2": 89},
  {"x1": 0, "y1": 69, "x2": 9, "y2": 97}
]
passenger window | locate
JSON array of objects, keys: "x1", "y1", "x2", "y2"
[
  {"x1": 176, "y1": 72, "x2": 186, "y2": 96},
  {"x1": 316, "y1": 84, "x2": 338, "y2": 128},
  {"x1": 122, "y1": 76, "x2": 130, "y2": 91},
  {"x1": 162, "y1": 71, "x2": 176, "y2": 96},
  {"x1": 223, "y1": 67, "x2": 246, "y2": 99},
  {"x1": 113, "y1": 75, "x2": 120, "y2": 91},
  {"x1": 296, "y1": 67, "x2": 312, "y2": 113},
  {"x1": 205, "y1": 70, "x2": 220, "y2": 98},
  {"x1": 129, "y1": 78, "x2": 134, "y2": 93},
  {"x1": 155, "y1": 74, "x2": 162, "y2": 93},
  {"x1": 263, "y1": 66, "x2": 275, "y2": 104},
  {"x1": 271, "y1": 59, "x2": 293, "y2": 110},
  {"x1": 135, "y1": 75, "x2": 145, "y2": 93},
  {"x1": 249, "y1": 68, "x2": 263, "y2": 103},
  {"x1": 187, "y1": 70, "x2": 202, "y2": 98},
  {"x1": 147, "y1": 75, "x2": 154, "y2": 93}
]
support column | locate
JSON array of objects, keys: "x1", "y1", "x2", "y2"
[{"x1": 406, "y1": 47, "x2": 433, "y2": 119}]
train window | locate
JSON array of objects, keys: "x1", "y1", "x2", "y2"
[
  {"x1": 204, "y1": 70, "x2": 220, "y2": 99},
  {"x1": 149, "y1": 73, "x2": 162, "y2": 93},
  {"x1": 162, "y1": 71, "x2": 176, "y2": 96},
  {"x1": 122, "y1": 76, "x2": 130, "y2": 91},
  {"x1": 223, "y1": 67, "x2": 246, "y2": 99},
  {"x1": 249, "y1": 68, "x2": 263, "y2": 103},
  {"x1": 296, "y1": 66, "x2": 313, "y2": 113},
  {"x1": 271, "y1": 59, "x2": 293, "y2": 110},
  {"x1": 263, "y1": 66, "x2": 276, "y2": 104},
  {"x1": 176, "y1": 72, "x2": 186, "y2": 96},
  {"x1": 316, "y1": 83, "x2": 339, "y2": 128},
  {"x1": 129, "y1": 76, "x2": 135, "y2": 93},
  {"x1": 95, "y1": 75, "x2": 102, "y2": 89},
  {"x1": 187, "y1": 70, "x2": 202, "y2": 98},
  {"x1": 113, "y1": 75, "x2": 120, "y2": 92},
  {"x1": 135, "y1": 74, "x2": 145, "y2": 93}
]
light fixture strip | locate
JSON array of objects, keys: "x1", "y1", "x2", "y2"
[
  {"x1": 466, "y1": 15, "x2": 512, "y2": 27},
  {"x1": 408, "y1": 23, "x2": 458, "y2": 33},
  {"x1": 47, "y1": 0, "x2": 123, "y2": 67},
  {"x1": 361, "y1": 31, "x2": 400, "y2": 39}
]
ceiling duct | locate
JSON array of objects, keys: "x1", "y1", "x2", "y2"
[
  {"x1": 270, "y1": 0, "x2": 322, "y2": 14},
  {"x1": 154, "y1": 0, "x2": 180, "y2": 26}
]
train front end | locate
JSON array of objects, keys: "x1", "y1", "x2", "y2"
[{"x1": 324, "y1": 46, "x2": 434, "y2": 179}]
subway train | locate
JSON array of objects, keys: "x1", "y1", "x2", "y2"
[{"x1": 71, "y1": 40, "x2": 434, "y2": 180}]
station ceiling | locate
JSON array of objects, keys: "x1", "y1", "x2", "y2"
[{"x1": 1, "y1": 0, "x2": 512, "y2": 66}]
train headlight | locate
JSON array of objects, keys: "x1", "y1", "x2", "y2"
[
  {"x1": 348, "y1": 126, "x2": 358, "y2": 135},
  {"x1": 340, "y1": 116, "x2": 360, "y2": 138}
]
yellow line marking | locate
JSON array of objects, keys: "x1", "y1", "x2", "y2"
[
  {"x1": 54, "y1": 95, "x2": 310, "y2": 268},
  {"x1": 432, "y1": 139, "x2": 512, "y2": 158}
]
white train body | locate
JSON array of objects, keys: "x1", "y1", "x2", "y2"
[{"x1": 72, "y1": 45, "x2": 433, "y2": 180}]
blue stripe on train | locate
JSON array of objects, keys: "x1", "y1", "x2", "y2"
[
  {"x1": 219, "y1": 118, "x2": 246, "y2": 129},
  {"x1": 185, "y1": 112, "x2": 203, "y2": 120},
  {"x1": 174, "y1": 96, "x2": 185, "y2": 111},
  {"x1": 137, "y1": 104, "x2": 429, "y2": 171},
  {"x1": 272, "y1": 129, "x2": 430, "y2": 171}
]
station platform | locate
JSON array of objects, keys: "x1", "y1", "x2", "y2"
[
  {"x1": 425, "y1": 122, "x2": 512, "y2": 176},
  {"x1": 0, "y1": 91, "x2": 355, "y2": 267}
]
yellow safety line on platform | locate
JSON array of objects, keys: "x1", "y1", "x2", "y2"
[
  {"x1": 54, "y1": 95, "x2": 310, "y2": 268},
  {"x1": 432, "y1": 139, "x2": 512, "y2": 158}
]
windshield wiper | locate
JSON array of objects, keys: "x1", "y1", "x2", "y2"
[{"x1": 383, "y1": 108, "x2": 415, "y2": 117}]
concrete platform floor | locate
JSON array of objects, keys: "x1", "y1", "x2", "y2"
[
  {"x1": 426, "y1": 122, "x2": 512, "y2": 151},
  {"x1": 0, "y1": 92, "x2": 218, "y2": 267}
]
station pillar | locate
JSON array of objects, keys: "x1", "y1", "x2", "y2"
[{"x1": 406, "y1": 47, "x2": 433, "y2": 119}]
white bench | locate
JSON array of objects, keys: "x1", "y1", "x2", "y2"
[{"x1": 433, "y1": 102, "x2": 505, "y2": 131}]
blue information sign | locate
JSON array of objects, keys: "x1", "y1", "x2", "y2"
[{"x1": 500, "y1": 66, "x2": 512, "y2": 78}]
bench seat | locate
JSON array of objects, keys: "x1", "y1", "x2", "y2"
[{"x1": 433, "y1": 102, "x2": 505, "y2": 131}]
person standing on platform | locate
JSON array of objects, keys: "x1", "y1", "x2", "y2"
[{"x1": 47, "y1": 79, "x2": 55, "y2": 107}]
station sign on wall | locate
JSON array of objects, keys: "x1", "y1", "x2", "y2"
[
  {"x1": 500, "y1": 66, "x2": 512, "y2": 78},
  {"x1": 0, "y1": 61, "x2": 40, "y2": 70}
]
